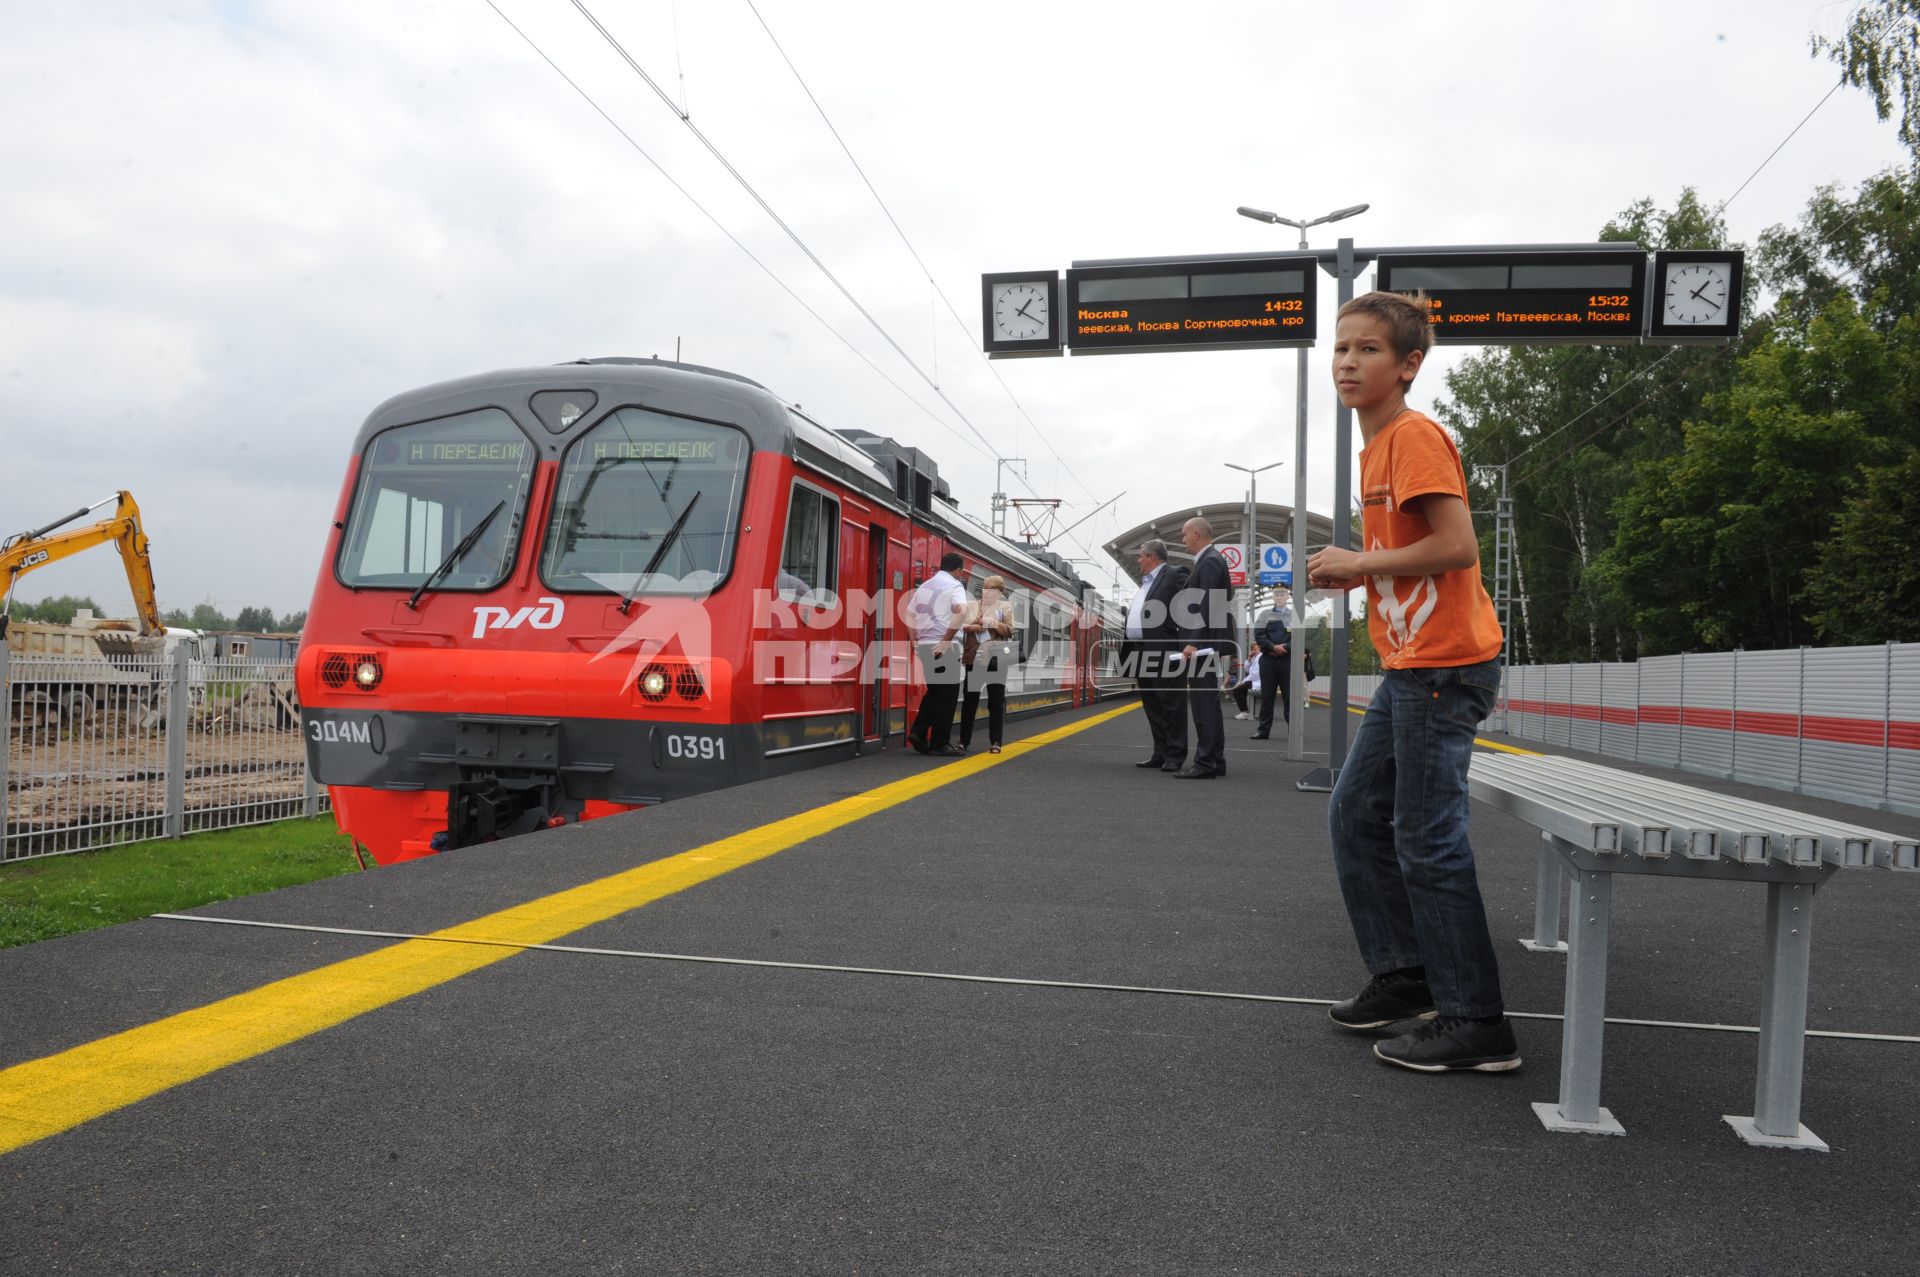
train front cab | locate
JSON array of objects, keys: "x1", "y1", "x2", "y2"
[{"x1": 297, "y1": 361, "x2": 1109, "y2": 864}]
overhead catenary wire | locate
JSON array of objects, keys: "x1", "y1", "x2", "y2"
[
  {"x1": 741, "y1": 0, "x2": 1100, "y2": 510},
  {"x1": 499, "y1": 0, "x2": 1102, "y2": 559},
  {"x1": 480, "y1": 0, "x2": 995, "y2": 465},
  {"x1": 1502, "y1": 11, "x2": 1893, "y2": 478},
  {"x1": 1506, "y1": 205, "x2": 1907, "y2": 488},
  {"x1": 563, "y1": 0, "x2": 1009, "y2": 466}
]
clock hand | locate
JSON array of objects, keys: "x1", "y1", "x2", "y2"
[
  {"x1": 1687, "y1": 279, "x2": 1719, "y2": 302},
  {"x1": 1015, "y1": 298, "x2": 1037, "y2": 320}
]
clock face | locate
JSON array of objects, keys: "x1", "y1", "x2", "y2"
[
  {"x1": 991, "y1": 281, "x2": 1050, "y2": 341},
  {"x1": 1663, "y1": 262, "x2": 1732, "y2": 325}
]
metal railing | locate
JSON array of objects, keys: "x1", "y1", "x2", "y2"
[{"x1": 2, "y1": 645, "x2": 325, "y2": 863}]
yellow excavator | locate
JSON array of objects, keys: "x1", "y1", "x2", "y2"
[{"x1": 1, "y1": 491, "x2": 164, "y2": 642}]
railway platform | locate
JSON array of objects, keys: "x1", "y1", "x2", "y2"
[{"x1": 2, "y1": 699, "x2": 1916, "y2": 1274}]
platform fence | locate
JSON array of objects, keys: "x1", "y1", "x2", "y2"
[
  {"x1": 1, "y1": 646, "x2": 325, "y2": 863},
  {"x1": 1319, "y1": 641, "x2": 1919, "y2": 816}
]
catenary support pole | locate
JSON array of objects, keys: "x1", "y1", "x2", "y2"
[{"x1": 1299, "y1": 238, "x2": 1362, "y2": 791}]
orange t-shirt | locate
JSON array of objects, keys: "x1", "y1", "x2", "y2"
[{"x1": 1358, "y1": 409, "x2": 1504, "y2": 669}]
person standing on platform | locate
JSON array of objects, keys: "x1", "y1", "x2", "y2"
[
  {"x1": 906, "y1": 551, "x2": 970, "y2": 756},
  {"x1": 957, "y1": 574, "x2": 1016, "y2": 754},
  {"x1": 1173, "y1": 516, "x2": 1234, "y2": 779},
  {"x1": 1307, "y1": 290, "x2": 1517, "y2": 1074},
  {"x1": 1250, "y1": 588, "x2": 1292, "y2": 739},
  {"x1": 1120, "y1": 540, "x2": 1189, "y2": 772}
]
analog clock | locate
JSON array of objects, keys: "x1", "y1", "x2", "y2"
[
  {"x1": 1662, "y1": 261, "x2": 1731, "y2": 325},
  {"x1": 991, "y1": 281, "x2": 1050, "y2": 341},
  {"x1": 980, "y1": 271, "x2": 1061, "y2": 356},
  {"x1": 1648, "y1": 250, "x2": 1743, "y2": 342}
]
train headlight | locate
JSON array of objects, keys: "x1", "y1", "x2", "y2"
[
  {"x1": 638, "y1": 665, "x2": 671, "y2": 702},
  {"x1": 354, "y1": 659, "x2": 383, "y2": 690}
]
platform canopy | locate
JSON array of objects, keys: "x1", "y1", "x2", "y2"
[{"x1": 1103, "y1": 500, "x2": 1334, "y2": 586}]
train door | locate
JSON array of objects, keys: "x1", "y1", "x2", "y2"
[{"x1": 864, "y1": 522, "x2": 887, "y2": 745}]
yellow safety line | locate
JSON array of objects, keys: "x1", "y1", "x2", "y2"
[{"x1": 0, "y1": 703, "x2": 1137, "y2": 1157}]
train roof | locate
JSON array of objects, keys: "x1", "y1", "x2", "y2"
[{"x1": 352, "y1": 358, "x2": 1097, "y2": 600}]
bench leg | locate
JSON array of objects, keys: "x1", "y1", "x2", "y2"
[
  {"x1": 1534, "y1": 861, "x2": 1625, "y2": 1136},
  {"x1": 1723, "y1": 880, "x2": 1829, "y2": 1151},
  {"x1": 1520, "y1": 832, "x2": 1569, "y2": 953}
]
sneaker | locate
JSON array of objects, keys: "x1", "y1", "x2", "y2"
[
  {"x1": 1233, "y1": 711, "x2": 1250, "y2": 720},
  {"x1": 1328, "y1": 970, "x2": 1437, "y2": 1030},
  {"x1": 1374, "y1": 1016, "x2": 1521, "y2": 1073}
]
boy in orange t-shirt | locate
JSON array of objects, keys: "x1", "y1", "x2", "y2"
[{"x1": 1305, "y1": 291, "x2": 1518, "y2": 1073}]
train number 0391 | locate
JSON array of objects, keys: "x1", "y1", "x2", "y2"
[{"x1": 666, "y1": 733, "x2": 726, "y2": 760}]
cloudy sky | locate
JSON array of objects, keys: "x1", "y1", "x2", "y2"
[{"x1": 1, "y1": 0, "x2": 1907, "y2": 620}]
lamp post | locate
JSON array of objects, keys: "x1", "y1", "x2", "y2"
[
  {"x1": 1223, "y1": 460, "x2": 1283, "y2": 683},
  {"x1": 1236, "y1": 200, "x2": 1368, "y2": 762}
]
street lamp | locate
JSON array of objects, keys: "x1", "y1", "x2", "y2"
[
  {"x1": 1224, "y1": 460, "x2": 1284, "y2": 682},
  {"x1": 1236, "y1": 200, "x2": 1369, "y2": 762}
]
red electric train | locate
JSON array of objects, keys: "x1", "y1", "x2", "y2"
[{"x1": 296, "y1": 358, "x2": 1129, "y2": 864}]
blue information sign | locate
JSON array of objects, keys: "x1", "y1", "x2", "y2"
[{"x1": 1258, "y1": 570, "x2": 1292, "y2": 586}]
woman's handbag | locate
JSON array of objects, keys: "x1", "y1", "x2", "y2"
[{"x1": 961, "y1": 632, "x2": 981, "y2": 668}]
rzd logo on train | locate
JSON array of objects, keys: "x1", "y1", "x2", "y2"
[{"x1": 471, "y1": 596, "x2": 565, "y2": 639}]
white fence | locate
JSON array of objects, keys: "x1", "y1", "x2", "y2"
[
  {"x1": 1323, "y1": 642, "x2": 1920, "y2": 817},
  {"x1": 2, "y1": 647, "x2": 326, "y2": 863}
]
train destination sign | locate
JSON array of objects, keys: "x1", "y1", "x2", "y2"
[
  {"x1": 1374, "y1": 249, "x2": 1649, "y2": 345},
  {"x1": 1061, "y1": 256, "x2": 1318, "y2": 353}
]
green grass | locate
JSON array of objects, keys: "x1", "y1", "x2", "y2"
[{"x1": 0, "y1": 818, "x2": 362, "y2": 949}]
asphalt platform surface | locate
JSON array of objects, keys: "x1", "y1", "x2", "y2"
[{"x1": 2, "y1": 699, "x2": 1916, "y2": 1275}]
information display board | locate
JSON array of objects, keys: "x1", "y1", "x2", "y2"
[
  {"x1": 1374, "y1": 250, "x2": 1648, "y2": 345},
  {"x1": 1063, "y1": 256, "x2": 1317, "y2": 353}
]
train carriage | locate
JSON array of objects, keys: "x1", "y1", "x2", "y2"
[{"x1": 296, "y1": 358, "x2": 1121, "y2": 864}]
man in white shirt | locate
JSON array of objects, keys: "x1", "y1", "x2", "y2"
[{"x1": 906, "y1": 551, "x2": 971, "y2": 755}]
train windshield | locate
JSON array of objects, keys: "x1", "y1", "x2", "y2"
[
  {"x1": 335, "y1": 409, "x2": 537, "y2": 591},
  {"x1": 541, "y1": 407, "x2": 750, "y2": 595}
]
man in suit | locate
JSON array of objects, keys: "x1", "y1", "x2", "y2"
[
  {"x1": 1173, "y1": 516, "x2": 1235, "y2": 779},
  {"x1": 1250, "y1": 587, "x2": 1292, "y2": 740},
  {"x1": 1119, "y1": 539, "x2": 1189, "y2": 772}
]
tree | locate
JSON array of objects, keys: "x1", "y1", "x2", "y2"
[
  {"x1": 1815, "y1": 0, "x2": 1920, "y2": 158},
  {"x1": 188, "y1": 601, "x2": 233, "y2": 632},
  {"x1": 233, "y1": 606, "x2": 276, "y2": 633},
  {"x1": 1437, "y1": 189, "x2": 1740, "y2": 662},
  {"x1": 10, "y1": 595, "x2": 102, "y2": 625},
  {"x1": 1803, "y1": 445, "x2": 1920, "y2": 641},
  {"x1": 1345, "y1": 601, "x2": 1380, "y2": 676},
  {"x1": 1595, "y1": 295, "x2": 1903, "y2": 650},
  {"x1": 1757, "y1": 169, "x2": 1920, "y2": 335}
]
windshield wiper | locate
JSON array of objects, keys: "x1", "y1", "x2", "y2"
[
  {"x1": 408, "y1": 500, "x2": 506, "y2": 611},
  {"x1": 617, "y1": 490, "x2": 701, "y2": 615}
]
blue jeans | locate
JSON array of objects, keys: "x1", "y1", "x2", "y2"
[{"x1": 1328, "y1": 660, "x2": 1505, "y2": 1019}]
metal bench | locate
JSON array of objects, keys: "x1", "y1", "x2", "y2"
[{"x1": 1467, "y1": 750, "x2": 1918, "y2": 1152}]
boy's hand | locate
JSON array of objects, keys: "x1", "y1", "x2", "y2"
[{"x1": 1307, "y1": 545, "x2": 1365, "y2": 591}]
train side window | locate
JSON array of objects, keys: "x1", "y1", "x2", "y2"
[{"x1": 778, "y1": 482, "x2": 839, "y2": 605}]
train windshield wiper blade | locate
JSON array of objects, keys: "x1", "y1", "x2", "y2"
[
  {"x1": 407, "y1": 500, "x2": 506, "y2": 611},
  {"x1": 618, "y1": 490, "x2": 700, "y2": 615}
]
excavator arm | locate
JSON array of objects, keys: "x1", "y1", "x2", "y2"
[{"x1": 0, "y1": 492, "x2": 164, "y2": 640}]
